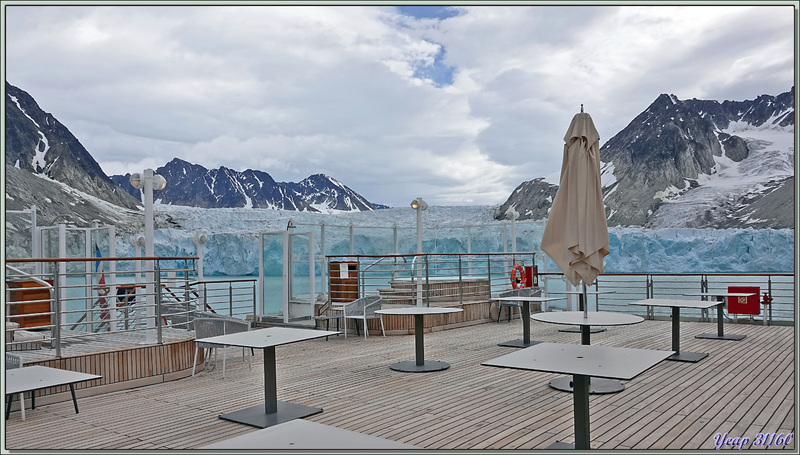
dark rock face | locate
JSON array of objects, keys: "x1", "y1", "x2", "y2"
[
  {"x1": 493, "y1": 178, "x2": 558, "y2": 221},
  {"x1": 5, "y1": 82, "x2": 141, "y2": 211},
  {"x1": 495, "y1": 88, "x2": 794, "y2": 229},
  {"x1": 111, "y1": 158, "x2": 389, "y2": 212}
]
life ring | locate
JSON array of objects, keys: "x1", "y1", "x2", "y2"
[{"x1": 510, "y1": 264, "x2": 527, "y2": 289}]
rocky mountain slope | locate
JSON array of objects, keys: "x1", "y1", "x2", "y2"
[
  {"x1": 5, "y1": 82, "x2": 141, "y2": 211},
  {"x1": 495, "y1": 88, "x2": 795, "y2": 229}
]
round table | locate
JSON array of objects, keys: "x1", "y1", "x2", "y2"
[
  {"x1": 550, "y1": 291, "x2": 617, "y2": 333},
  {"x1": 374, "y1": 307, "x2": 463, "y2": 372},
  {"x1": 532, "y1": 311, "x2": 644, "y2": 394}
]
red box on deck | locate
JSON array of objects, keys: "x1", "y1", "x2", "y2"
[{"x1": 727, "y1": 286, "x2": 760, "y2": 315}]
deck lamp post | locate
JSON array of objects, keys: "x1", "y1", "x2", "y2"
[
  {"x1": 411, "y1": 197, "x2": 428, "y2": 306},
  {"x1": 129, "y1": 169, "x2": 166, "y2": 344},
  {"x1": 506, "y1": 207, "x2": 519, "y2": 253},
  {"x1": 192, "y1": 232, "x2": 208, "y2": 282}
]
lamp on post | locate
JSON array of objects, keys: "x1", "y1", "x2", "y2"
[
  {"x1": 130, "y1": 169, "x2": 166, "y2": 344},
  {"x1": 192, "y1": 232, "x2": 208, "y2": 282},
  {"x1": 411, "y1": 197, "x2": 428, "y2": 254},
  {"x1": 411, "y1": 197, "x2": 428, "y2": 306},
  {"x1": 505, "y1": 207, "x2": 519, "y2": 253}
]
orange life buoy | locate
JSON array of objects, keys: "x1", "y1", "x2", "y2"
[{"x1": 510, "y1": 264, "x2": 526, "y2": 289}]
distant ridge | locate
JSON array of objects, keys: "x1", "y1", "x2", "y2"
[
  {"x1": 111, "y1": 158, "x2": 389, "y2": 212},
  {"x1": 4, "y1": 81, "x2": 388, "y2": 219}
]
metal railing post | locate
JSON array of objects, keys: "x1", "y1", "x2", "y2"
[
  {"x1": 458, "y1": 256, "x2": 463, "y2": 306},
  {"x1": 53, "y1": 273, "x2": 62, "y2": 358},
  {"x1": 359, "y1": 256, "x2": 364, "y2": 297},
  {"x1": 487, "y1": 255, "x2": 492, "y2": 296},
  {"x1": 184, "y1": 262, "x2": 192, "y2": 324},
  {"x1": 767, "y1": 275, "x2": 773, "y2": 326},
  {"x1": 424, "y1": 255, "x2": 430, "y2": 307},
  {"x1": 155, "y1": 264, "x2": 163, "y2": 344},
  {"x1": 253, "y1": 280, "x2": 257, "y2": 318},
  {"x1": 229, "y1": 282, "x2": 234, "y2": 316}
]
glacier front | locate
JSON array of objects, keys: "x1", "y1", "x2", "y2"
[{"x1": 110, "y1": 205, "x2": 793, "y2": 276}]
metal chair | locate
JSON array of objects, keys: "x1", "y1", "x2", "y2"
[
  {"x1": 5, "y1": 353, "x2": 25, "y2": 420},
  {"x1": 342, "y1": 295, "x2": 385, "y2": 339},
  {"x1": 497, "y1": 287, "x2": 541, "y2": 322},
  {"x1": 192, "y1": 317, "x2": 253, "y2": 378}
]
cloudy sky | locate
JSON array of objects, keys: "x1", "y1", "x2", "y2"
[{"x1": 3, "y1": 3, "x2": 795, "y2": 207}]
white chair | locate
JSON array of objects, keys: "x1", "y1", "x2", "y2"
[
  {"x1": 342, "y1": 295, "x2": 385, "y2": 339},
  {"x1": 497, "y1": 287, "x2": 541, "y2": 322},
  {"x1": 192, "y1": 317, "x2": 253, "y2": 378},
  {"x1": 5, "y1": 352, "x2": 25, "y2": 420}
]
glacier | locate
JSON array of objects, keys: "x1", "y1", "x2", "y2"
[
  {"x1": 110, "y1": 205, "x2": 794, "y2": 276},
  {"x1": 646, "y1": 120, "x2": 794, "y2": 228}
]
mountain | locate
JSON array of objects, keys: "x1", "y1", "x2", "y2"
[
  {"x1": 495, "y1": 88, "x2": 795, "y2": 229},
  {"x1": 5, "y1": 82, "x2": 141, "y2": 212},
  {"x1": 110, "y1": 158, "x2": 389, "y2": 212},
  {"x1": 4, "y1": 164, "x2": 157, "y2": 238}
]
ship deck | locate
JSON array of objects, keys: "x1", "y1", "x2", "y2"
[{"x1": 3, "y1": 317, "x2": 795, "y2": 451}]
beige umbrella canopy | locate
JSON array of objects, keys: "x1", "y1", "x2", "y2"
[{"x1": 541, "y1": 108, "x2": 609, "y2": 289}]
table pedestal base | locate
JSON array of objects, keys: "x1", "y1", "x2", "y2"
[
  {"x1": 498, "y1": 339, "x2": 543, "y2": 348},
  {"x1": 668, "y1": 351, "x2": 708, "y2": 362},
  {"x1": 219, "y1": 401, "x2": 323, "y2": 429},
  {"x1": 389, "y1": 360, "x2": 450, "y2": 372},
  {"x1": 549, "y1": 376, "x2": 624, "y2": 394},
  {"x1": 696, "y1": 333, "x2": 745, "y2": 341},
  {"x1": 559, "y1": 327, "x2": 605, "y2": 333},
  {"x1": 546, "y1": 441, "x2": 577, "y2": 450}
]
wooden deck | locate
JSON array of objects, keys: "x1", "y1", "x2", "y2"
[{"x1": 3, "y1": 317, "x2": 795, "y2": 450}]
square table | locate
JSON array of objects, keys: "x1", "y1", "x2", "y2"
[
  {"x1": 495, "y1": 296, "x2": 563, "y2": 348},
  {"x1": 482, "y1": 342, "x2": 672, "y2": 450},
  {"x1": 198, "y1": 326, "x2": 338, "y2": 428},
  {"x1": 683, "y1": 292, "x2": 753, "y2": 340},
  {"x1": 629, "y1": 298, "x2": 720, "y2": 362},
  {"x1": 374, "y1": 307, "x2": 463, "y2": 372},
  {"x1": 201, "y1": 418, "x2": 418, "y2": 449},
  {"x1": 531, "y1": 311, "x2": 644, "y2": 394},
  {"x1": 5, "y1": 366, "x2": 101, "y2": 421}
]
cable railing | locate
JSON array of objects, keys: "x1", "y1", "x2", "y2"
[
  {"x1": 546, "y1": 272, "x2": 794, "y2": 325},
  {"x1": 5, "y1": 256, "x2": 258, "y2": 358},
  {"x1": 326, "y1": 252, "x2": 539, "y2": 307},
  {"x1": 190, "y1": 278, "x2": 258, "y2": 320},
  {"x1": 322, "y1": 254, "x2": 793, "y2": 324}
]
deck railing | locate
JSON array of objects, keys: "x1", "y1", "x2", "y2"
[
  {"x1": 326, "y1": 252, "x2": 539, "y2": 307},
  {"x1": 323, "y1": 254, "x2": 793, "y2": 324},
  {"x1": 190, "y1": 278, "x2": 258, "y2": 320},
  {"x1": 5, "y1": 256, "x2": 257, "y2": 358},
  {"x1": 592, "y1": 272, "x2": 794, "y2": 324}
]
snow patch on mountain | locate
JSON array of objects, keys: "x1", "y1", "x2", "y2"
[{"x1": 645, "y1": 121, "x2": 793, "y2": 228}]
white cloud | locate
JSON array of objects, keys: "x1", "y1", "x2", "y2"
[{"x1": 4, "y1": 4, "x2": 794, "y2": 207}]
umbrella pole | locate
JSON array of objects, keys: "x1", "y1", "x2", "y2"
[
  {"x1": 581, "y1": 281, "x2": 590, "y2": 345},
  {"x1": 582, "y1": 281, "x2": 588, "y2": 318}
]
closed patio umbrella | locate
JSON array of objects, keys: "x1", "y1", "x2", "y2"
[
  {"x1": 541, "y1": 106, "x2": 609, "y2": 315},
  {"x1": 540, "y1": 106, "x2": 611, "y2": 450}
]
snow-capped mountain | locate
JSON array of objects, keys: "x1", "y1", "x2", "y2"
[
  {"x1": 110, "y1": 158, "x2": 389, "y2": 213},
  {"x1": 496, "y1": 88, "x2": 795, "y2": 229},
  {"x1": 5, "y1": 82, "x2": 141, "y2": 212}
]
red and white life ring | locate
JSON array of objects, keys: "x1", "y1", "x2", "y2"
[{"x1": 510, "y1": 264, "x2": 527, "y2": 289}]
